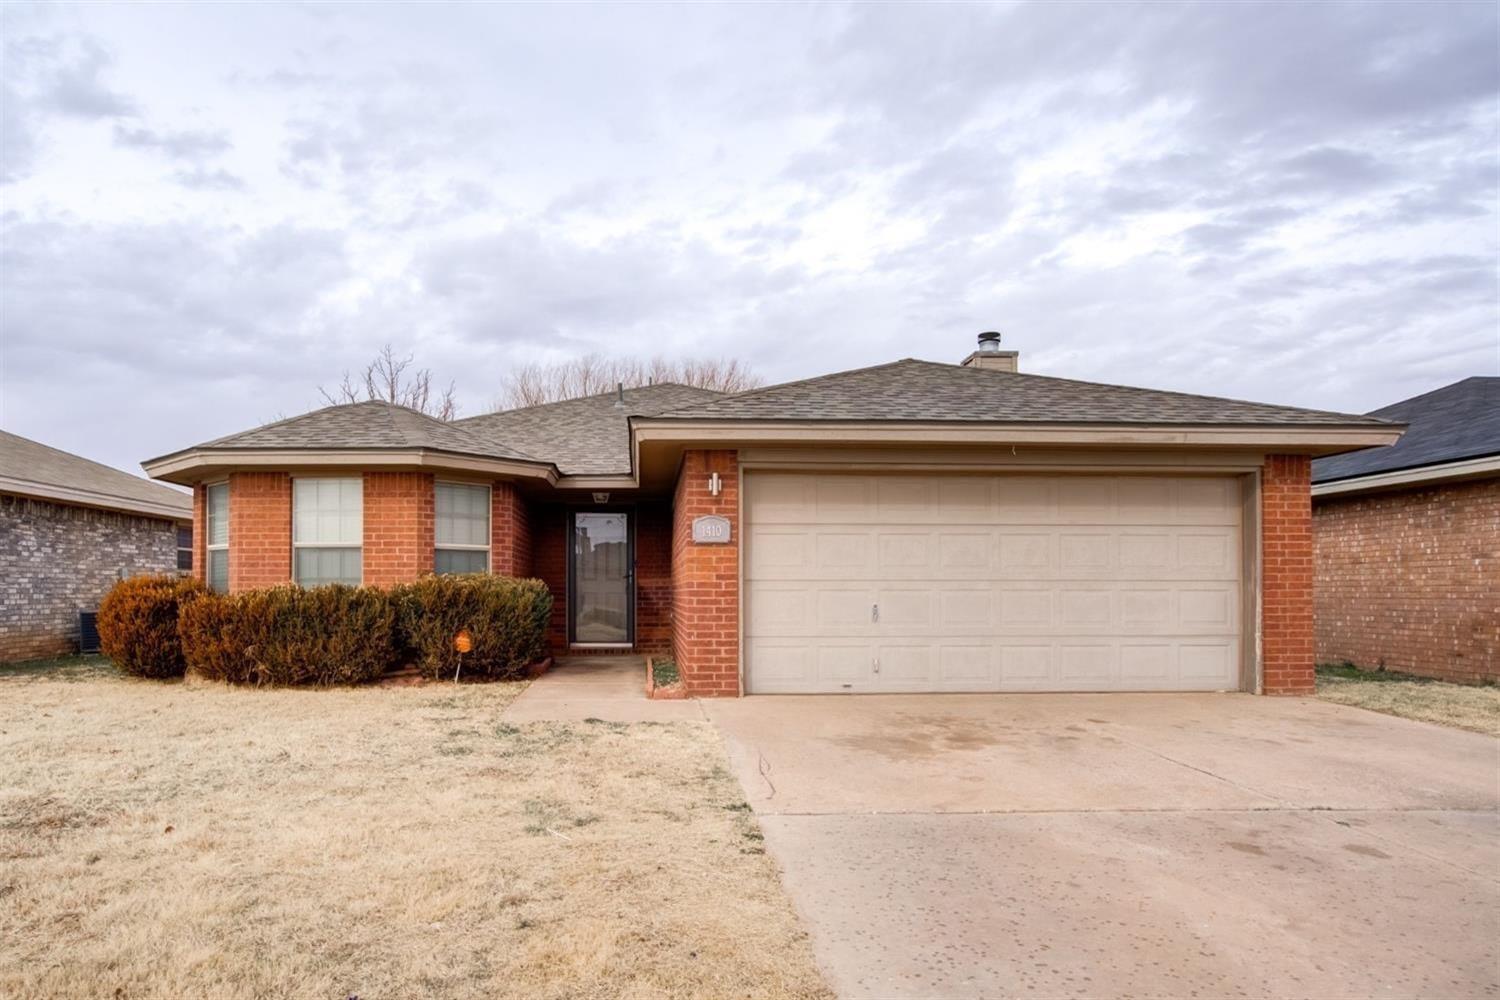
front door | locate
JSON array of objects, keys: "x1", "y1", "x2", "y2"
[{"x1": 570, "y1": 511, "x2": 633, "y2": 646}]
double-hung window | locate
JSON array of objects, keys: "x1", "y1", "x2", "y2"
[
  {"x1": 292, "y1": 478, "x2": 363, "y2": 586},
  {"x1": 205, "y1": 483, "x2": 229, "y2": 592},
  {"x1": 176, "y1": 525, "x2": 194, "y2": 573},
  {"x1": 435, "y1": 482, "x2": 490, "y2": 574}
]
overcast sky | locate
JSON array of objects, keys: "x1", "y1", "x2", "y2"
[{"x1": 2, "y1": 2, "x2": 1496, "y2": 476}]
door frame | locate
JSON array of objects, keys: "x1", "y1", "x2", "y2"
[{"x1": 566, "y1": 507, "x2": 636, "y2": 648}]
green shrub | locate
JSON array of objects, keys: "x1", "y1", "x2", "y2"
[
  {"x1": 179, "y1": 584, "x2": 396, "y2": 686},
  {"x1": 96, "y1": 574, "x2": 206, "y2": 679},
  {"x1": 393, "y1": 574, "x2": 552, "y2": 681}
]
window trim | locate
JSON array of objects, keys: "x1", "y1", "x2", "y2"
[
  {"x1": 204, "y1": 480, "x2": 230, "y2": 591},
  {"x1": 434, "y1": 480, "x2": 492, "y2": 574},
  {"x1": 291, "y1": 476, "x2": 364, "y2": 587}
]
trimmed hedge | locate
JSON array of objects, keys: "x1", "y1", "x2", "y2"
[
  {"x1": 393, "y1": 574, "x2": 552, "y2": 681},
  {"x1": 179, "y1": 584, "x2": 397, "y2": 686},
  {"x1": 97, "y1": 575, "x2": 206, "y2": 678}
]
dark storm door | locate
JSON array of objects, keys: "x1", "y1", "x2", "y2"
[{"x1": 569, "y1": 511, "x2": 634, "y2": 645}]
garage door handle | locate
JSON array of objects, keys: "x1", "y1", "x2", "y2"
[{"x1": 871, "y1": 603, "x2": 879, "y2": 623}]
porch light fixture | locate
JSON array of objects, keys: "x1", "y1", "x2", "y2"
[
  {"x1": 592, "y1": 492, "x2": 610, "y2": 504},
  {"x1": 708, "y1": 472, "x2": 722, "y2": 497}
]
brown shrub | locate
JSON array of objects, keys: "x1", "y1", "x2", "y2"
[
  {"x1": 179, "y1": 585, "x2": 396, "y2": 686},
  {"x1": 393, "y1": 575, "x2": 552, "y2": 681},
  {"x1": 96, "y1": 575, "x2": 207, "y2": 679}
]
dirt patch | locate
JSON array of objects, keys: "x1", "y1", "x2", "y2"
[
  {"x1": 1316, "y1": 669, "x2": 1500, "y2": 737},
  {"x1": 0, "y1": 661, "x2": 830, "y2": 999}
]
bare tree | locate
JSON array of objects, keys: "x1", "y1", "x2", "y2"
[
  {"x1": 495, "y1": 354, "x2": 762, "y2": 409},
  {"x1": 320, "y1": 344, "x2": 459, "y2": 420}
]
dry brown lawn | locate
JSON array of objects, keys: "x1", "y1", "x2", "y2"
[
  {"x1": 0, "y1": 657, "x2": 831, "y2": 1000},
  {"x1": 1316, "y1": 665, "x2": 1500, "y2": 737}
]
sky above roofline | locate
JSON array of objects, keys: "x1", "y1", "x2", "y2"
[{"x1": 1, "y1": 2, "x2": 1496, "y2": 475}]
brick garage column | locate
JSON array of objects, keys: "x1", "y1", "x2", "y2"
[
  {"x1": 672, "y1": 450, "x2": 740, "y2": 696},
  {"x1": 491, "y1": 482, "x2": 532, "y2": 577},
  {"x1": 1261, "y1": 454, "x2": 1314, "y2": 694},
  {"x1": 228, "y1": 472, "x2": 292, "y2": 592},
  {"x1": 363, "y1": 472, "x2": 434, "y2": 587}
]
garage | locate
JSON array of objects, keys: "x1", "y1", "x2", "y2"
[{"x1": 743, "y1": 471, "x2": 1246, "y2": 693}]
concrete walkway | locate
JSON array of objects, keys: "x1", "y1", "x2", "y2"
[
  {"x1": 705, "y1": 693, "x2": 1500, "y2": 999},
  {"x1": 500, "y1": 655, "x2": 705, "y2": 723}
]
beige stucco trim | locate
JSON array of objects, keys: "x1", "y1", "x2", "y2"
[
  {"x1": 738, "y1": 446, "x2": 1268, "y2": 473},
  {"x1": 1311, "y1": 454, "x2": 1500, "y2": 498},
  {"x1": 0, "y1": 475, "x2": 191, "y2": 522},
  {"x1": 144, "y1": 448, "x2": 559, "y2": 487},
  {"x1": 635, "y1": 420, "x2": 1401, "y2": 454}
]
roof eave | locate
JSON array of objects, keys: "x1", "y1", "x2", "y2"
[
  {"x1": 630, "y1": 419, "x2": 1404, "y2": 454},
  {"x1": 142, "y1": 447, "x2": 560, "y2": 487},
  {"x1": 0, "y1": 475, "x2": 191, "y2": 521},
  {"x1": 1312, "y1": 453, "x2": 1500, "y2": 498}
]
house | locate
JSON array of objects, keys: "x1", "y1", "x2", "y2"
[
  {"x1": 1312, "y1": 377, "x2": 1498, "y2": 684},
  {"x1": 1, "y1": 430, "x2": 193, "y2": 662},
  {"x1": 142, "y1": 335, "x2": 1402, "y2": 696}
]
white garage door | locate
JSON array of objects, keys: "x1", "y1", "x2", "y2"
[{"x1": 744, "y1": 472, "x2": 1243, "y2": 693}]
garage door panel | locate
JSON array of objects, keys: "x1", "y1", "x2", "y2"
[{"x1": 744, "y1": 472, "x2": 1243, "y2": 693}]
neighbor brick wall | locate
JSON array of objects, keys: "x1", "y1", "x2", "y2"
[
  {"x1": 1314, "y1": 477, "x2": 1499, "y2": 684},
  {"x1": 363, "y1": 472, "x2": 434, "y2": 587},
  {"x1": 492, "y1": 483, "x2": 533, "y2": 577},
  {"x1": 671, "y1": 450, "x2": 740, "y2": 696},
  {"x1": 228, "y1": 472, "x2": 292, "y2": 591},
  {"x1": 1261, "y1": 455, "x2": 1315, "y2": 695},
  {"x1": 0, "y1": 494, "x2": 180, "y2": 661},
  {"x1": 635, "y1": 501, "x2": 673, "y2": 653}
]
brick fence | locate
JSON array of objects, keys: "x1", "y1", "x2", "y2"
[{"x1": 1314, "y1": 477, "x2": 1499, "y2": 684}]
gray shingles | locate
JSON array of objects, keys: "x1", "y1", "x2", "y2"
[
  {"x1": 455, "y1": 383, "x2": 724, "y2": 475},
  {"x1": 649, "y1": 359, "x2": 1396, "y2": 426},
  {"x1": 194, "y1": 400, "x2": 538, "y2": 461},
  {"x1": 1, "y1": 430, "x2": 191, "y2": 517},
  {"x1": 1312, "y1": 377, "x2": 1499, "y2": 483}
]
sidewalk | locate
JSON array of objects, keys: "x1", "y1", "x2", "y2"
[{"x1": 500, "y1": 655, "x2": 706, "y2": 723}]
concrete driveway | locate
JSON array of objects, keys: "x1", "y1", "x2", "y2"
[{"x1": 704, "y1": 694, "x2": 1500, "y2": 999}]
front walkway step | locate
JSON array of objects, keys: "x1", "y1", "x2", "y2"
[{"x1": 500, "y1": 655, "x2": 707, "y2": 723}]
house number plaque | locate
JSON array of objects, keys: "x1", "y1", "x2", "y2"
[{"x1": 691, "y1": 515, "x2": 731, "y2": 544}]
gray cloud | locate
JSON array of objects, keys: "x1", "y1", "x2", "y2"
[{"x1": 0, "y1": 1, "x2": 1495, "y2": 474}]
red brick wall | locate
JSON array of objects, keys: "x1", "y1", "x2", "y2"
[
  {"x1": 228, "y1": 472, "x2": 291, "y2": 592},
  {"x1": 363, "y1": 472, "x2": 434, "y2": 587},
  {"x1": 636, "y1": 500, "x2": 673, "y2": 653},
  {"x1": 492, "y1": 483, "x2": 533, "y2": 577},
  {"x1": 1314, "y1": 478, "x2": 1499, "y2": 683},
  {"x1": 1261, "y1": 455, "x2": 1314, "y2": 695},
  {"x1": 531, "y1": 504, "x2": 569, "y2": 652},
  {"x1": 671, "y1": 450, "x2": 740, "y2": 696},
  {"x1": 191, "y1": 484, "x2": 207, "y2": 585}
]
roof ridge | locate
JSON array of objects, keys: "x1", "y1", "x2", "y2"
[
  {"x1": 460, "y1": 381, "x2": 720, "y2": 422},
  {"x1": 648, "y1": 358, "x2": 915, "y2": 417}
]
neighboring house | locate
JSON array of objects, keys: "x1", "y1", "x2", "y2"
[
  {"x1": 1311, "y1": 377, "x2": 1498, "y2": 684},
  {"x1": 1, "y1": 430, "x2": 193, "y2": 662},
  {"x1": 143, "y1": 335, "x2": 1402, "y2": 697}
]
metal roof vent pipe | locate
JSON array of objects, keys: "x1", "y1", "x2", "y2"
[
  {"x1": 614, "y1": 382, "x2": 625, "y2": 408},
  {"x1": 961, "y1": 331, "x2": 1019, "y2": 372}
]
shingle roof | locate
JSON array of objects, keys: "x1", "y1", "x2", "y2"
[
  {"x1": 194, "y1": 400, "x2": 539, "y2": 461},
  {"x1": 1, "y1": 429, "x2": 191, "y2": 519},
  {"x1": 649, "y1": 359, "x2": 1395, "y2": 426},
  {"x1": 1312, "y1": 377, "x2": 1499, "y2": 484},
  {"x1": 456, "y1": 383, "x2": 724, "y2": 476}
]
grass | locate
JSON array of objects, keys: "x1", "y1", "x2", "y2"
[
  {"x1": 651, "y1": 656, "x2": 681, "y2": 689},
  {"x1": 0, "y1": 659, "x2": 831, "y2": 999},
  {"x1": 1316, "y1": 662, "x2": 1500, "y2": 737}
]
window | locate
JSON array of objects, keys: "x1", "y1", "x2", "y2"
[
  {"x1": 176, "y1": 525, "x2": 193, "y2": 573},
  {"x1": 293, "y1": 478, "x2": 362, "y2": 586},
  {"x1": 435, "y1": 482, "x2": 490, "y2": 575},
  {"x1": 205, "y1": 483, "x2": 229, "y2": 592}
]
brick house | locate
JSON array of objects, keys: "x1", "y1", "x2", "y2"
[
  {"x1": 143, "y1": 335, "x2": 1401, "y2": 697},
  {"x1": 1, "y1": 430, "x2": 193, "y2": 662},
  {"x1": 1312, "y1": 377, "x2": 1498, "y2": 684}
]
